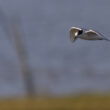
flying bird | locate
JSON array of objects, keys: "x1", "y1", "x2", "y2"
[{"x1": 69, "y1": 27, "x2": 110, "y2": 42}]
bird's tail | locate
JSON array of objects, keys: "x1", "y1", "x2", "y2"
[
  {"x1": 96, "y1": 31, "x2": 110, "y2": 42},
  {"x1": 103, "y1": 38, "x2": 110, "y2": 42},
  {"x1": 100, "y1": 34, "x2": 110, "y2": 42}
]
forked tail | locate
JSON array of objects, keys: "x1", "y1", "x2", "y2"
[{"x1": 104, "y1": 38, "x2": 110, "y2": 42}]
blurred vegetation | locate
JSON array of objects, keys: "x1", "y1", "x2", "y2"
[{"x1": 0, "y1": 94, "x2": 110, "y2": 110}]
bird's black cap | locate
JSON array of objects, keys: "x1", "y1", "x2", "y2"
[{"x1": 78, "y1": 30, "x2": 83, "y2": 35}]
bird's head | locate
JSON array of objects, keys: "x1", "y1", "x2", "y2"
[{"x1": 78, "y1": 30, "x2": 83, "y2": 36}]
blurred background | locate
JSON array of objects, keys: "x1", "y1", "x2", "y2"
[{"x1": 0, "y1": 0, "x2": 110, "y2": 109}]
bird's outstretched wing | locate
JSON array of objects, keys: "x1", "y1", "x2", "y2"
[
  {"x1": 69, "y1": 27, "x2": 82, "y2": 42},
  {"x1": 85, "y1": 30, "x2": 100, "y2": 37},
  {"x1": 85, "y1": 30, "x2": 110, "y2": 41}
]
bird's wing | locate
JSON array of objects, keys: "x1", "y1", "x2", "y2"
[
  {"x1": 85, "y1": 30, "x2": 100, "y2": 37},
  {"x1": 85, "y1": 29, "x2": 110, "y2": 41},
  {"x1": 69, "y1": 27, "x2": 81, "y2": 42}
]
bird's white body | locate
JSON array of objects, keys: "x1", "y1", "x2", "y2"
[{"x1": 69, "y1": 27, "x2": 110, "y2": 42}]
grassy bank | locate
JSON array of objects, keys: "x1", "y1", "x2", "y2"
[{"x1": 0, "y1": 94, "x2": 110, "y2": 110}]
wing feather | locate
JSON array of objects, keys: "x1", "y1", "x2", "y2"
[
  {"x1": 85, "y1": 30, "x2": 110, "y2": 41},
  {"x1": 85, "y1": 30, "x2": 100, "y2": 37},
  {"x1": 69, "y1": 27, "x2": 81, "y2": 42}
]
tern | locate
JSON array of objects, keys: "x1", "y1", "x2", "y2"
[{"x1": 70, "y1": 27, "x2": 110, "y2": 42}]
